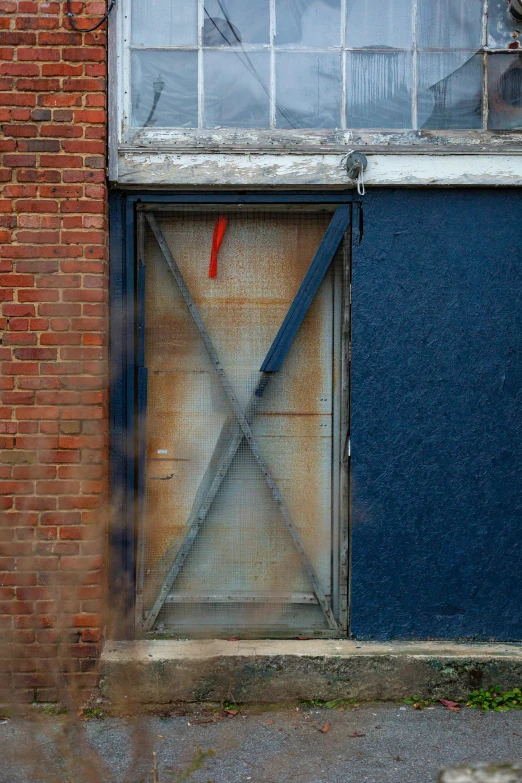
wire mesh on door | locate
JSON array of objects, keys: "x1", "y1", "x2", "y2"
[{"x1": 136, "y1": 206, "x2": 349, "y2": 637}]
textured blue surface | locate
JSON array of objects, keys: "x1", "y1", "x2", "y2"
[{"x1": 350, "y1": 189, "x2": 522, "y2": 640}]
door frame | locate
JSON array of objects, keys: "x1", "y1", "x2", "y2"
[{"x1": 109, "y1": 190, "x2": 358, "y2": 639}]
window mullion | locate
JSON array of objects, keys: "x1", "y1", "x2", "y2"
[
  {"x1": 482, "y1": 0, "x2": 489, "y2": 130},
  {"x1": 198, "y1": 0, "x2": 204, "y2": 129},
  {"x1": 270, "y1": 0, "x2": 276, "y2": 128},
  {"x1": 412, "y1": 0, "x2": 418, "y2": 131},
  {"x1": 340, "y1": 0, "x2": 346, "y2": 130}
]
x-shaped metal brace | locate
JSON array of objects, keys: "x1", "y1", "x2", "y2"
[{"x1": 141, "y1": 207, "x2": 350, "y2": 633}]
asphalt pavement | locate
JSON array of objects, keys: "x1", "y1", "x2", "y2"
[{"x1": 1, "y1": 701, "x2": 521, "y2": 783}]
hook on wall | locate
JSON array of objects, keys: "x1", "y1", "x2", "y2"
[{"x1": 342, "y1": 151, "x2": 368, "y2": 196}]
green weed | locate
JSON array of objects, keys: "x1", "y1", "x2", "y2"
[
  {"x1": 81, "y1": 706, "x2": 105, "y2": 719},
  {"x1": 467, "y1": 687, "x2": 522, "y2": 712}
]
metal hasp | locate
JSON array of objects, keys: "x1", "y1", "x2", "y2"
[{"x1": 141, "y1": 206, "x2": 350, "y2": 633}]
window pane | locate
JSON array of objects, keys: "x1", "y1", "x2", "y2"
[
  {"x1": 488, "y1": 54, "x2": 522, "y2": 129},
  {"x1": 346, "y1": 51, "x2": 412, "y2": 129},
  {"x1": 276, "y1": 52, "x2": 341, "y2": 128},
  {"x1": 131, "y1": 0, "x2": 197, "y2": 46},
  {"x1": 131, "y1": 51, "x2": 198, "y2": 128},
  {"x1": 417, "y1": 53, "x2": 483, "y2": 129},
  {"x1": 488, "y1": 0, "x2": 521, "y2": 49},
  {"x1": 275, "y1": 0, "x2": 341, "y2": 48},
  {"x1": 417, "y1": 0, "x2": 483, "y2": 50},
  {"x1": 203, "y1": 0, "x2": 270, "y2": 45},
  {"x1": 346, "y1": 0, "x2": 412, "y2": 49},
  {"x1": 204, "y1": 51, "x2": 270, "y2": 128}
]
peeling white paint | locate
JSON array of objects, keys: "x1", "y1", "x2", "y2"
[{"x1": 115, "y1": 152, "x2": 522, "y2": 187}]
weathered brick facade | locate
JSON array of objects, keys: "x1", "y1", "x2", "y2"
[{"x1": 0, "y1": 0, "x2": 108, "y2": 703}]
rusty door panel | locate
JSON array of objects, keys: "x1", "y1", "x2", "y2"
[{"x1": 140, "y1": 208, "x2": 343, "y2": 636}]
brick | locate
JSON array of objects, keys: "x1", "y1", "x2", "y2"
[
  {"x1": 24, "y1": 139, "x2": 61, "y2": 152},
  {"x1": 14, "y1": 348, "x2": 56, "y2": 361},
  {"x1": 53, "y1": 109, "x2": 74, "y2": 121},
  {"x1": 37, "y1": 274, "x2": 81, "y2": 288},
  {"x1": 14, "y1": 495, "x2": 56, "y2": 510},
  {"x1": 17, "y1": 260, "x2": 58, "y2": 273},
  {"x1": 1, "y1": 8, "x2": 107, "y2": 688},
  {"x1": 0, "y1": 32, "x2": 37, "y2": 46},
  {"x1": 38, "y1": 94, "x2": 81, "y2": 107},
  {"x1": 17, "y1": 47, "x2": 60, "y2": 61},
  {"x1": 40, "y1": 124, "x2": 83, "y2": 138},
  {"x1": 38, "y1": 31, "x2": 82, "y2": 46},
  {"x1": 18, "y1": 290, "x2": 59, "y2": 302},
  {"x1": 38, "y1": 450, "x2": 80, "y2": 464},
  {"x1": 18, "y1": 377, "x2": 59, "y2": 390},
  {"x1": 30, "y1": 108, "x2": 51, "y2": 120},
  {"x1": 60, "y1": 555, "x2": 102, "y2": 571},
  {"x1": 38, "y1": 303, "x2": 80, "y2": 318},
  {"x1": 3, "y1": 154, "x2": 36, "y2": 167},
  {"x1": 14, "y1": 200, "x2": 58, "y2": 213},
  {"x1": 16, "y1": 78, "x2": 60, "y2": 91}
]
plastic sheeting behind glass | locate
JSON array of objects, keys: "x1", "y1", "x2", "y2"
[
  {"x1": 276, "y1": 52, "x2": 341, "y2": 128},
  {"x1": 345, "y1": 0, "x2": 412, "y2": 49},
  {"x1": 203, "y1": 0, "x2": 270, "y2": 45},
  {"x1": 128, "y1": 0, "x2": 522, "y2": 132},
  {"x1": 204, "y1": 51, "x2": 270, "y2": 128},
  {"x1": 131, "y1": 0, "x2": 197, "y2": 46},
  {"x1": 275, "y1": 0, "x2": 341, "y2": 47},
  {"x1": 417, "y1": 0, "x2": 483, "y2": 50},
  {"x1": 346, "y1": 52, "x2": 412, "y2": 129},
  {"x1": 418, "y1": 53, "x2": 483, "y2": 130},
  {"x1": 131, "y1": 51, "x2": 198, "y2": 128}
]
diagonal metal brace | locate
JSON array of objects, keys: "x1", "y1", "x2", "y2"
[{"x1": 142, "y1": 209, "x2": 349, "y2": 633}]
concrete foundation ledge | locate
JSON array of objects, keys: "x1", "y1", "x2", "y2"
[{"x1": 99, "y1": 640, "x2": 522, "y2": 705}]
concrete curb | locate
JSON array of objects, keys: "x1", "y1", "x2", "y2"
[{"x1": 100, "y1": 640, "x2": 522, "y2": 705}]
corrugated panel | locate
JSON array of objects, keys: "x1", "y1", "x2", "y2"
[{"x1": 140, "y1": 208, "x2": 337, "y2": 636}]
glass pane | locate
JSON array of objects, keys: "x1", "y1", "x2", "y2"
[
  {"x1": 131, "y1": 0, "x2": 197, "y2": 47},
  {"x1": 276, "y1": 52, "x2": 341, "y2": 128},
  {"x1": 488, "y1": 54, "x2": 522, "y2": 129},
  {"x1": 203, "y1": 0, "x2": 270, "y2": 45},
  {"x1": 417, "y1": 53, "x2": 483, "y2": 129},
  {"x1": 488, "y1": 0, "x2": 522, "y2": 49},
  {"x1": 346, "y1": 51, "x2": 412, "y2": 129},
  {"x1": 204, "y1": 51, "x2": 270, "y2": 128},
  {"x1": 417, "y1": 0, "x2": 483, "y2": 50},
  {"x1": 275, "y1": 0, "x2": 341, "y2": 48},
  {"x1": 131, "y1": 51, "x2": 198, "y2": 128},
  {"x1": 346, "y1": 0, "x2": 412, "y2": 49}
]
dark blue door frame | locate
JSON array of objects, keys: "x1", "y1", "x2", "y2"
[{"x1": 109, "y1": 190, "x2": 356, "y2": 639}]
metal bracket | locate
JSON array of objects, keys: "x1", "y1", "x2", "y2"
[{"x1": 343, "y1": 151, "x2": 368, "y2": 182}]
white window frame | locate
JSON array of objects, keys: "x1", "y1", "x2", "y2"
[{"x1": 109, "y1": 0, "x2": 522, "y2": 186}]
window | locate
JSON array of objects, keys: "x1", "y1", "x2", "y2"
[{"x1": 123, "y1": 0, "x2": 522, "y2": 137}]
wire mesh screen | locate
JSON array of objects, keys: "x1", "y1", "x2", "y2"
[{"x1": 139, "y1": 207, "x2": 340, "y2": 637}]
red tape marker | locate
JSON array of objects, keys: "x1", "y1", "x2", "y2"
[{"x1": 208, "y1": 215, "x2": 228, "y2": 278}]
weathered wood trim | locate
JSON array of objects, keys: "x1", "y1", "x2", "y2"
[
  {"x1": 114, "y1": 152, "x2": 522, "y2": 187},
  {"x1": 122, "y1": 129, "x2": 522, "y2": 152}
]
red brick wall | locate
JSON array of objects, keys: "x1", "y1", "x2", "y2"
[{"x1": 0, "y1": 0, "x2": 108, "y2": 704}]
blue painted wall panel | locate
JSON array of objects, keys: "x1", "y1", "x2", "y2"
[{"x1": 350, "y1": 189, "x2": 522, "y2": 640}]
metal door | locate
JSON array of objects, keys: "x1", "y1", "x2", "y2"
[{"x1": 136, "y1": 205, "x2": 350, "y2": 637}]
